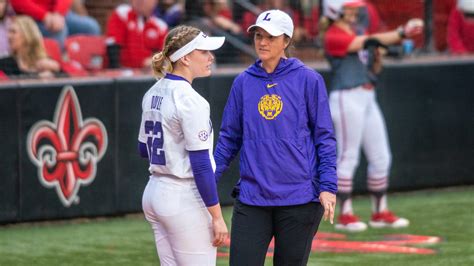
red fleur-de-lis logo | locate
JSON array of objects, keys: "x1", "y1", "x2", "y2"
[{"x1": 27, "y1": 86, "x2": 108, "y2": 207}]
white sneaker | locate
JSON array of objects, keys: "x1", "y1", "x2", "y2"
[
  {"x1": 369, "y1": 210, "x2": 410, "y2": 228},
  {"x1": 335, "y1": 214, "x2": 368, "y2": 232}
]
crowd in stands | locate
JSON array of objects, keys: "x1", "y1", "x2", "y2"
[
  {"x1": 0, "y1": 0, "x2": 473, "y2": 80},
  {"x1": 106, "y1": 0, "x2": 168, "y2": 69},
  {"x1": 1, "y1": 15, "x2": 60, "y2": 78}
]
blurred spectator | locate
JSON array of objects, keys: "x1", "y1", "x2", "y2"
[
  {"x1": 358, "y1": 0, "x2": 385, "y2": 34},
  {"x1": 71, "y1": 0, "x2": 89, "y2": 16},
  {"x1": 241, "y1": 0, "x2": 308, "y2": 43},
  {"x1": 447, "y1": 0, "x2": 474, "y2": 54},
  {"x1": 67, "y1": 0, "x2": 100, "y2": 35},
  {"x1": 153, "y1": 0, "x2": 183, "y2": 28},
  {"x1": 0, "y1": 15, "x2": 59, "y2": 78},
  {"x1": 185, "y1": 0, "x2": 247, "y2": 64},
  {"x1": 10, "y1": 0, "x2": 101, "y2": 48},
  {"x1": 300, "y1": 1, "x2": 320, "y2": 42},
  {"x1": 433, "y1": 0, "x2": 457, "y2": 51},
  {"x1": 322, "y1": 0, "x2": 384, "y2": 35},
  {"x1": 0, "y1": 0, "x2": 14, "y2": 57},
  {"x1": 213, "y1": 0, "x2": 233, "y2": 19},
  {"x1": 203, "y1": 0, "x2": 243, "y2": 35},
  {"x1": 184, "y1": 0, "x2": 242, "y2": 35},
  {"x1": 106, "y1": 0, "x2": 168, "y2": 68}
]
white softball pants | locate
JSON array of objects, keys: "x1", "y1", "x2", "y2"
[
  {"x1": 329, "y1": 87, "x2": 391, "y2": 193},
  {"x1": 142, "y1": 175, "x2": 216, "y2": 266}
]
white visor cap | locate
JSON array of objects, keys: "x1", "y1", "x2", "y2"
[
  {"x1": 247, "y1": 9, "x2": 294, "y2": 38},
  {"x1": 169, "y1": 32, "x2": 225, "y2": 62}
]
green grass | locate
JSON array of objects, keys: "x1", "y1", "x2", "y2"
[{"x1": 1, "y1": 186, "x2": 473, "y2": 266}]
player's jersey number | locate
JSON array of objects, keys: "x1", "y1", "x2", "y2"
[{"x1": 144, "y1": 120, "x2": 166, "y2": 165}]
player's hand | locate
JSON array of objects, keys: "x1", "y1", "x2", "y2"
[
  {"x1": 404, "y1": 18, "x2": 424, "y2": 38},
  {"x1": 319, "y1": 191, "x2": 336, "y2": 224},
  {"x1": 38, "y1": 70, "x2": 55, "y2": 79},
  {"x1": 47, "y1": 13, "x2": 65, "y2": 32},
  {"x1": 211, "y1": 217, "x2": 228, "y2": 247},
  {"x1": 36, "y1": 58, "x2": 60, "y2": 72},
  {"x1": 43, "y1": 12, "x2": 55, "y2": 31}
]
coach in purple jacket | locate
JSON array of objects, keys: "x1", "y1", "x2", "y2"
[{"x1": 214, "y1": 9, "x2": 338, "y2": 266}]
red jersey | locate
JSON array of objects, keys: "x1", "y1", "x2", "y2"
[
  {"x1": 324, "y1": 25, "x2": 356, "y2": 57},
  {"x1": 447, "y1": 8, "x2": 474, "y2": 54},
  {"x1": 10, "y1": 0, "x2": 72, "y2": 21},
  {"x1": 106, "y1": 4, "x2": 168, "y2": 68},
  {"x1": 218, "y1": 8, "x2": 232, "y2": 20}
]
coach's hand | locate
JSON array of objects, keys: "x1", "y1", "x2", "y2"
[
  {"x1": 212, "y1": 217, "x2": 229, "y2": 247},
  {"x1": 319, "y1": 191, "x2": 336, "y2": 224}
]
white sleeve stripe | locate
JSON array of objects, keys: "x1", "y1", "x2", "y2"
[
  {"x1": 186, "y1": 143, "x2": 213, "y2": 151},
  {"x1": 150, "y1": 17, "x2": 169, "y2": 31},
  {"x1": 116, "y1": 4, "x2": 132, "y2": 21}
]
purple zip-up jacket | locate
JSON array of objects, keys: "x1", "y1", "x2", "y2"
[{"x1": 214, "y1": 57, "x2": 337, "y2": 206}]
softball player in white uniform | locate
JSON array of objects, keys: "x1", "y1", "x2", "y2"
[
  {"x1": 138, "y1": 25, "x2": 227, "y2": 265},
  {"x1": 322, "y1": 0, "x2": 423, "y2": 232}
]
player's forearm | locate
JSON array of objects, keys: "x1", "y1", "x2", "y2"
[
  {"x1": 189, "y1": 150, "x2": 219, "y2": 207},
  {"x1": 207, "y1": 203, "x2": 224, "y2": 220},
  {"x1": 371, "y1": 18, "x2": 424, "y2": 46},
  {"x1": 348, "y1": 30, "x2": 401, "y2": 53},
  {"x1": 369, "y1": 30, "x2": 401, "y2": 46}
]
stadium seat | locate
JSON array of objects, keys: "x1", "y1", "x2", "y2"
[
  {"x1": 43, "y1": 38, "x2": 62, "y2": 63},
  {"x1": 43, "y1": 37, "x2": 88, "y2": 77},
  {"x1": 61, "y1": 60, "x2": 89, "y2": 77},
  {"x1": 64, "y1": 35, "x2": 107, "y2": 71},
  {"x1": 0, "y1": 70, "x2": 9, "y2": 81}
]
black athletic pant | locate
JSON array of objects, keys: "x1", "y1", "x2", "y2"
[{"x1": 229, "y1": 199, "x2": 325, "y2": 266}]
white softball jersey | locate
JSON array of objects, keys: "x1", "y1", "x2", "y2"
[{"x1": 138, "y1": 77, "x2": 216, "y2": 178}]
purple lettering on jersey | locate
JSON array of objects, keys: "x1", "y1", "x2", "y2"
[
  {"x1": 151, "y1": 95, "x2": 163, "y2": 110},
  {"x1": 144, "y1": 120, "x2": 166, "y2": 165}
]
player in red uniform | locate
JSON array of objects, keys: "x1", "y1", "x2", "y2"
[{"x1": 322, "y1": 0, "x2": 423, "y2": 232}]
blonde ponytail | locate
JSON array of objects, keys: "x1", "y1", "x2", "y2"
[
  {"x1": 152, "y1": 51, "x2": 173, "y2": 78},
  {"x1": 151, "y1": 25, "x2": 201, "y2": 78}
]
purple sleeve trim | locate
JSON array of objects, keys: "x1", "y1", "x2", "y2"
[
  {"x1": 189, "y1": 150, "x2": 219, "y2": 207},
  {"x1": 138, "y1": 141, "x2": 148, "y2": 159}
]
